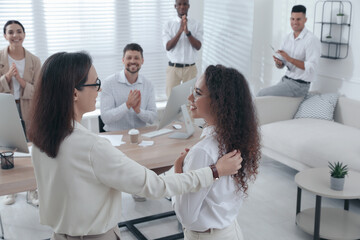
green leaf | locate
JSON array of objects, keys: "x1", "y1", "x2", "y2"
[{"x1": 328, "y1": 161, "x2": 348, "y2": 178}]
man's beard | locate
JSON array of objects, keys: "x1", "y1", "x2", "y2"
[{"x1": 126, "y1": 65, "x2": 141, "y2": 74}]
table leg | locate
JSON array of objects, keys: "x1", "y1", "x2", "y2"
[
  {"x1": 118, "y1": 211, "x2": 184, "y2": 240},
  {"x1": 344, "y1": 199, "x2": 349, "y2": 211},
  {"x1": 0, "y1": 213, "x2": 4, "y2": 239},
  {"x1": 296, "y1": 187, "x2": 302, "y2": 215},
  {"x1": 313, "y1": 195, "x2": 322, "y2": 240}
]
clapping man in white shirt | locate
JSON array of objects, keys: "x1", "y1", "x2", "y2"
[
  {"x1": 258, "y1": 5, "x2": 321, "y2": 97},
  {"x1": 101, "y1": 43, "x2": 158, "y2": 202},
  {"x1": 162, "y1": 0, "x2": 203, "y2": 97},
  {"x1": 100, "y1": 43, "x2": 157, "y2": 132}
]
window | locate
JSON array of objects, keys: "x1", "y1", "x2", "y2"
[
  {"x1": 0, "y1": 0, "x2": 174, "y2": 101},
  {"x1": 0, "y1": 1, "x2": 36, "y2": 51},
  {"x1": 202, "y1": 1, "x2": 254, "y2": 81}
]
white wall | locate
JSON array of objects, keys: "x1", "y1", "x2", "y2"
[
  {"x1": 188, "y1": 0, "x2": 204, "y2": 76},
  {"x1": 251, "y1": 0, "x2": 275, "y2": 94},
  {"x1": 313, "y1": 0, "x2": 360, "y2": 100},
  {"x1": 251, "y1": 0, "x2": 360, "y2": 100}
]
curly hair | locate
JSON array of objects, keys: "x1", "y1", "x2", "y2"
[{"x1": 204, "y1": 65, "x2": 261, "y2": 195}]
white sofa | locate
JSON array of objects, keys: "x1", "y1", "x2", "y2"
[{"x1": 255, "y1": 96, "x2": 360, "y2": 172}]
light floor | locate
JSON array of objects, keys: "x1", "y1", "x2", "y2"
[{"x1": 1, "y1": 157, "x2": 359, "y2": 240}]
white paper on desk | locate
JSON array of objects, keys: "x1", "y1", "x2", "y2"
[
  {"x1": 138, "y1": 141, "x2": 154, "y2": 147},
  {"x1": 99, "y1": 135, "x2": 126, "y2": 146},
  {"x1": 14, "y1": 146, "x2": 32, "y2": 158}
]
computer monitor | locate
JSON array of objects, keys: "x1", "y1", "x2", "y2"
[
  {"x1": 158, "y1": 78, "x2": 197, "y2": 139},
  {"x1": 0, "y1": 93, "x2": 29, "y2": 153}
]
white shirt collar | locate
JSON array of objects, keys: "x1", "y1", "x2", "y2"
[
  {"x1": 175, "y1": 16, "x2": 181, "y2": 23},
  {"x1": 294, "y1": 27, "x2": 308, "y2": 40},
  {"x1": 118, "y1": 70, "x2": 143, "y2": 86},
  {"x1": 200, "y1": 125, "x2": 216, "y2": 139},
  {"x1": 74, "y1": 121, "x2": 87, "y2": 131}
]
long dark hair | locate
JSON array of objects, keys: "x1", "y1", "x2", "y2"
[
  {"x1": 204, "y1": 65, "x2": 261, "y2": 195},
  {"x1": 28, "y1": 52, "x2": 92, "y2": 158}
]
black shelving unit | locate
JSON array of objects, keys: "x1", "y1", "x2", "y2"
[{"x1": 314, "y1": 0, "x2": 352, "y2": 59}]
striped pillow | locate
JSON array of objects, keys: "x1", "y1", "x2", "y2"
[{"x1": 294, "y1": 93, "x2": 339, "y2": 121}]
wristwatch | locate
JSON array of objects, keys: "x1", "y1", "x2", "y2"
[
  {"x1": 186, "y1": 31, "x2": 192, "y2": 37},
  {"x1": 209, "y1": 164, "x2": 219, "y2": 180}
]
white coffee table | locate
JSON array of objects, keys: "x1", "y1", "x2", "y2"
[{"x1": 295, "y1": 167, "x2": 360, "y2": 240}]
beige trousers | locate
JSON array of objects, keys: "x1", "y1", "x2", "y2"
[
  {"x1": 51, "y1": 226, "x2": 121, "y2": 240},
  {"x1": 183, "y1": 220, "x2": 244, "y2": 240},
  {"x1": 166, "y1": 65, "x2": 197, "y2": 97}
]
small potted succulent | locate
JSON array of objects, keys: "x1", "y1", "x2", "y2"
[
  {"x1": 336, "y1": 12, "x2": 345, "y2": 24},
  {"x1": 329, "y1": 161, "x2": 348, "y2": 191}
]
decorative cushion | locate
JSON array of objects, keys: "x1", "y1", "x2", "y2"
[{"x1": 294, "y1": 93, "x2": 339, "y2": 121}]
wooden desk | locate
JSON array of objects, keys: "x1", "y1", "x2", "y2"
[
  {"x1": 0, "y1": 125, "x2": 202, "y2": 196},
  {"x1": 109, "y1": 125, "x2": 201, "y2": 174},
  {"x1": 0, "y1": 157, "x2": 37, "y2": 196}
]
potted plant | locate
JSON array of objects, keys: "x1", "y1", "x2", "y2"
[
  {"x1": 329, "y1": 161, "x2": 348, "y2": 191},
  {"x1": 336, "y1": 13, "x2": 344, "y2": 24}
]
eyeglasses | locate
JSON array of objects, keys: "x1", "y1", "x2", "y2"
[
  {"x1": 76, "y1": 78, "x2": 101, "y2": 91},
  {"x1": 190, "y1": 87, "x2": 207, "y2": 100}
]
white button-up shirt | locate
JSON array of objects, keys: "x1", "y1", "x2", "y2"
[
  {"x1": 162, "y1": 16, "x2": 203, "y2": 64},
  {"x1": 172, "y1": 126, "x2": 242, "y2": 231},
  {"x1": 100, "y1": 70, "x2": 157, "y2": 132},
  {"x1": 281, "y1": 27, "x2": 321, "y2": 82}
]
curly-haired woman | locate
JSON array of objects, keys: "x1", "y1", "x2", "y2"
[{"x1": 173, "y1": 65, "x2": 261, "y2": 240}]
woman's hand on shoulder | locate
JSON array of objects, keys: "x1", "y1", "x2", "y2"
[
  {"x1": 215, "y1": 150, "x2": 242, "y2": 177},
  {"x1": 174, "y1": 148, "x2": 190, "y2": 174}
]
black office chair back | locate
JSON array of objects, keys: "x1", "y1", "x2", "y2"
[{"x1": 98, "y1": 115, "x2": 106, "y2": 133}]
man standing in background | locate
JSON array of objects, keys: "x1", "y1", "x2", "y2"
[
  {"x1": 258, "y1": 5, "x2": 320, "y2": 97},
  {"x1": 162, "y1": 0, "x2": 203, "y2": 97}
]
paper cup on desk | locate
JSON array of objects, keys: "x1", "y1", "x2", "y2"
[
  {"x1": 128, "y1": 129, "x2": 140, "y2": 144},
  {"x1": 0, "y1": 151, "x2": 14, "y2": 169}
]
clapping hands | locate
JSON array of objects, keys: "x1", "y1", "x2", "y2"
[
  {"x1": 5, "y1": 63, "x2": 18, "y2": 83},
  {"x1": 126, "y1": 90, "x2": 141, "y2": 114}
]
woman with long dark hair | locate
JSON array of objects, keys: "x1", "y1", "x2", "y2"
[
  {"x1": 27, "y1": 52, "x2": 242, "y2": 239},
  {"x1": 0, "y1": 20, "x2": 41, "y2": 205},
  {"x1": 173, "y1": 65, "x2": 261, "y2": 240}
]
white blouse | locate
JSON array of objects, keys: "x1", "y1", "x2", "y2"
[
  {"x1": 172, "y1": 126, "x2": 242, "y2": 231},
  {"x1": 8, "y1": 55, "x2": 25, "y2": 100},
  {"x1": 32, "y1": 122, "x2": 214, "y2": 236}
]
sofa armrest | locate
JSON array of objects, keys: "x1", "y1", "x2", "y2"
[
  {"x1": 254, "y1": 96, "x2": 304, "y2": 125},
  {"x1": 334, "y1": 97, "x2": 360, "y2": 129}
]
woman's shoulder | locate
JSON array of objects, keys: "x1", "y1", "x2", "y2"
[
  {"x1": 195, "y1": 129, "x2": 218, "y2": 150},
  {"x1": 185, "y1": 136, "x2": 219, "y2": 167},
  {"x1": 0, "y1": 48, "x2": 7, "y2": 61},
  {"x1": 67, "y1": 124, "x2": 113, "y2": 151},
  {"x1": 73, "y1": 123, "x2": 102, "y2": 140},
  {"x1": 24, "y1": 48, "x2": 41, "y2": 64}
]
